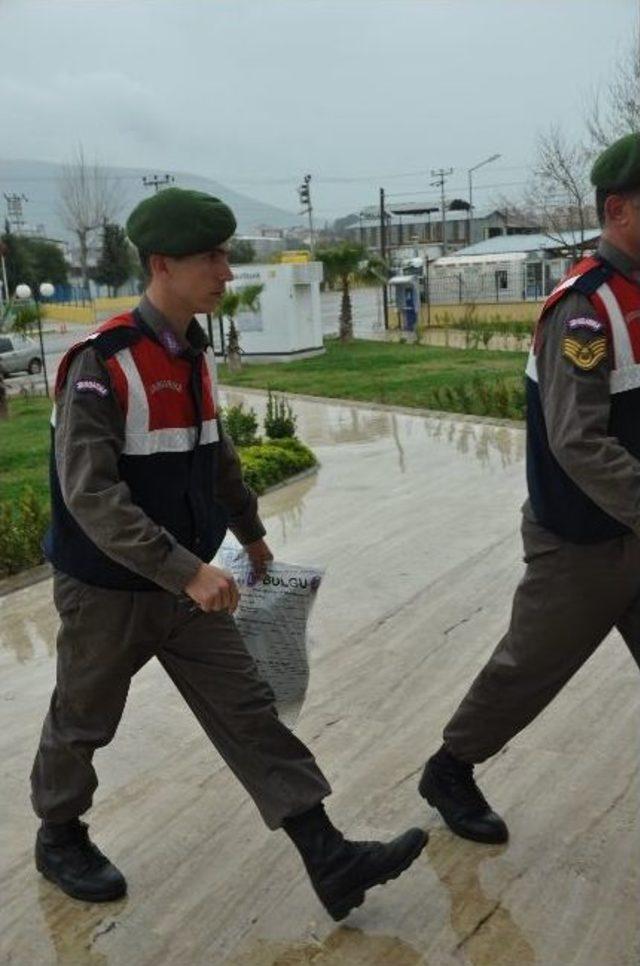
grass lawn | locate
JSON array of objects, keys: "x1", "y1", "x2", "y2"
[
  {"x1": 1, "y1": 396, "x2": 52, "y2": 506},
  {"x1": 219, "y1": 338, "x2": 528, "y2": 411}
]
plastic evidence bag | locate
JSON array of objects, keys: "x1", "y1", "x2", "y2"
[{"x1": 216, "y1": 543, "x2": 324, "y2": 727}]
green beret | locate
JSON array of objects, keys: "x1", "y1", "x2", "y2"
[
  {"x1": 126, "y1": 188, "x2": 237, "y2": 255},
  {"x1": 590, "y1": 132, "x2": 640, "y2": 193}
]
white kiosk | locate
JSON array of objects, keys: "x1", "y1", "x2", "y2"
[{"x1": 200, "y1": 261, "x2": 325, "y2": 363}]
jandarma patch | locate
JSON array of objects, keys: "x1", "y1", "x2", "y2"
[
  {"x1": 75, "y1": 379, "x2": 109, "y2": 397},
  {"x1": 566, "y1": 317, "x2": 604, "y2": 333},
  {"x1": 562, "y1": 336, "x2": 608, "y2": 371}
]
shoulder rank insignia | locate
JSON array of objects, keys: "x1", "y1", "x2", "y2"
[
  {"x1": 565, "y1": 317, "x2": 604, "y2": 334},
  {"x1": 562, "y1": 335, "x2": 607, "y2": 371}
]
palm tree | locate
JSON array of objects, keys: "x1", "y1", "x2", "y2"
[
  {"x1": 218, "y1": 283, "x2": 264, "y2": 373},
  {"x1": 316, "y1": 243, "x2": 369, "y2": 342}
]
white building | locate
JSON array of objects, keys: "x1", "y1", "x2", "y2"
[
  {"x1": 428, "y1": 229, "x2": 602, "y2": 304},
  {"x1": 347, "y1": 205, "x2": 537, "y2": 264},
  {"x1": 201, "y1": 261, "x2": 325, "y2": 363}
]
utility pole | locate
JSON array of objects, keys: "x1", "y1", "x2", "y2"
[
  {"x1": 467, "y1": 153, "x2": 501, "y2": 246},
  {"x1": 430, "y1": 169, "x2": 453, "y2": 255},
  {"x1": 298, "y1": 174, "x2": 315, "y2": 253},
  {"x1": 379, "y1": 187, "x2": 390, "y2": 330},
  {"x1": 142, "y1": 174, "x2": 175, "y2": 193},
  {"x1": 4, "y1": 193, "x2": 28, "y2": 233},
  {"x1": 0, "y1": 240, "x2": 8, "y2": 307}
]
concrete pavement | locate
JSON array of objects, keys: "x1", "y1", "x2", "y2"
[{"x1": 1, "y1": 392, "x2": 637, "y2": 965}]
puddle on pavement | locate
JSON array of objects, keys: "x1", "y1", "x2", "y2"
[
  {"x1": 36, "y1": 878, "x2": 127, "y2": 965},
  {"x1": 226, "y1": 926, "x2": 423, "y2": 965},
  {"x1": 0, "y1": 590, "x2": 57, "y2": 662},
  {"x1": 427, "y1": 830, "x2": 535, "y2": 966}
]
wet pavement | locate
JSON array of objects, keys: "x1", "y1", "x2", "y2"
[{"x1": 1, "y1": 393, "x2": 638, "y2": 965}]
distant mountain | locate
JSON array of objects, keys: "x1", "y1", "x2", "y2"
[{"x1": 0, "y1": 159, "x2": 298, "y2": 240}]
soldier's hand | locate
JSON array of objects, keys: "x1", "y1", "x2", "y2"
[
  {"x1": 184, "y1": 563, "x2": 239, "y2": 614},
  {"x1": 245, "y1": 538, "x2": 274, "y2": 577}
]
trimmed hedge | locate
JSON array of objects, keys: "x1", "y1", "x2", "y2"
[
  {"x1": 238, "y1": 438, "x2": 316, "y2": 494},
  {"x1": 0, "y1": 488, "x2": 49, "y2": 578}
]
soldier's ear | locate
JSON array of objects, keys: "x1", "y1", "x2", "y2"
[
  {"x1": 148, "y1": 253, "x2": 170, "y2": 277},
  {"x1": 604, "y1": 193, "x2": 629, "y2": 226}
]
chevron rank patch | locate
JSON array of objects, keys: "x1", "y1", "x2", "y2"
[{"x1": 562, "y1": 335, "x2": 608, "y2": 371}]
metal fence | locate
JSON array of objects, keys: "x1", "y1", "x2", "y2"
[{"x1": 423, "y1": 262, "x2": 564, "y2": 306}]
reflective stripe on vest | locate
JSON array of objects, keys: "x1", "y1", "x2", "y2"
[
  {"x1": 113, "y1": 347, "x2": 219, "y2": 455},
  {"x1": 54, "y1": 313, "x2": 220, "y2": 456}
]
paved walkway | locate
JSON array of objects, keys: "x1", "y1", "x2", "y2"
[{"x1": 1, "y1": 393, "x2": 637, "y2": 965}]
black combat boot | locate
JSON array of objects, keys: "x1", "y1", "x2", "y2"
[
  {"x1": 36, "y1": 819, "x2": 127, "y2": 902},
  {"x1": 419, "y1": 746, "x2": 508, "y2": 844},
  {"x1": 283, "y1": 804, "x2": 427, "y2": 921}
]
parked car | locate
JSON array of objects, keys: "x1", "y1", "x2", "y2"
[{"x1": 0, "y1": 333, "x2": 43, "y2": 376}]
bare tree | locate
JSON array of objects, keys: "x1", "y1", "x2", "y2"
[
  {"x1": 527, "y1": 126, "x2": 594, "y2": 262},
  {"x1": 586, "y1": 21, "x2": 640, "y2": 149},
  {"x1": 491, "y1": 193, "x2": 542, "y2": 231},
  {"x1": 57, "y1": 146, "x2": 122, "y2": 292}
]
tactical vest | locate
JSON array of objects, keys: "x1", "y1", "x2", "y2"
[
  {"x1": 526, "y1": 254, "x2": 640, "y2": 542},
  {"x1": 44, "y1": 311, "x2": 228, "y2": 589}
]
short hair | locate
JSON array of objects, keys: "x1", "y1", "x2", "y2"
[
  {"x1": 596, "y1": 188, "x2": 607, "y2": 227},
  {"x1": 137, "y1": 249, "x2": 151, "y2": 280}
]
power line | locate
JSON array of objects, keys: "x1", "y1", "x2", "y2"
[{"x1": 0, "y1": 164, "x2": 534, "y2": 187}]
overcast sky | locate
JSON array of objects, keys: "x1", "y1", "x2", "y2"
[{"x1": 0, "y1": 0, "x2": 637, "y2": 220}]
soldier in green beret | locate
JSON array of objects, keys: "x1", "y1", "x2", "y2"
[
  {"x1": 417, "y1": 132, "x2": 640, "y2": 844},
  {"x1": 30, "y1": 186, "x2": 426, "y2": 918}
]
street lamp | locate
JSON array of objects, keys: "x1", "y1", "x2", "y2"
[
  {"x1": 467, "y1": 153, "x2": 501, "y2": 245},
  {"x1": 15, "y1": 281, "x2": 54, "y2": 396}
]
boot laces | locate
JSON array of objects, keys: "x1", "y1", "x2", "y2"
[{"x1": 443, "y1": 762, "x2": 490, "y2": 811}]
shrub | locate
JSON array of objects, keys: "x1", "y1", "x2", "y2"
[
  {"x1": 12, "y1": 303, "x2": 40, "y2": 337},
  {"x1": 221, "y1": 403, "x2": 260, "y2": 447},
  {"x1": 0, "y1": 487, "x2": 49, "y2": 576},
  {"x1": 239, "y1": 438, "x2": 316, "y2": 494},
  {"x1": 264, "y1": 390, "x2": 297, "y2": 439}
]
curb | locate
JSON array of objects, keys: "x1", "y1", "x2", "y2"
[
  {"x1": 0, "y1": 563, "x2": 52, "y2": 598},
  {"x1": 218, "y1": 384, "x2": 525, "y2": 431}
]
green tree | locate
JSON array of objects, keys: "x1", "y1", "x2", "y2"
[
  {"x1": 218, "y1": 283, "x2": 264, "y2": 373},
  {"x1": 27, "y1": 237, "x2": 69, "y2": 287},
  {"x1": 0, "y1": 227, "x2": 68, "y2": 295},
  {"x1": 1, "y1": 225, "x2": 35, "y2": 295},
  {"x1": 316, "y1": 242, "x2": 367, "y2": 342},
  {"x1": 92, "y1": 223, "x2": 134, "y2": 295},
  {"x1": 228, "y1": 238, "x2": 255, "y2": 264}
]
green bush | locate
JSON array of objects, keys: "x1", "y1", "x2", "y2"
[
  {"x1": 264, "y1": 390, "x2": 297, "y2": 439},
  {"x1": 0, "y1": 487, "x2": 49, "y2": 576},
  {"x1": 221, "y1": 403, "x2": 260, "y2": 447},
  {"x1": 425, "y1": 378, "x2": 525, "y2": 421},
  {"x1": 239, "y1": 438, "x2": 316, "y2": 494},
  {"x1": 12, "y1": 303, "x2": 40, "y2": 337}
]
